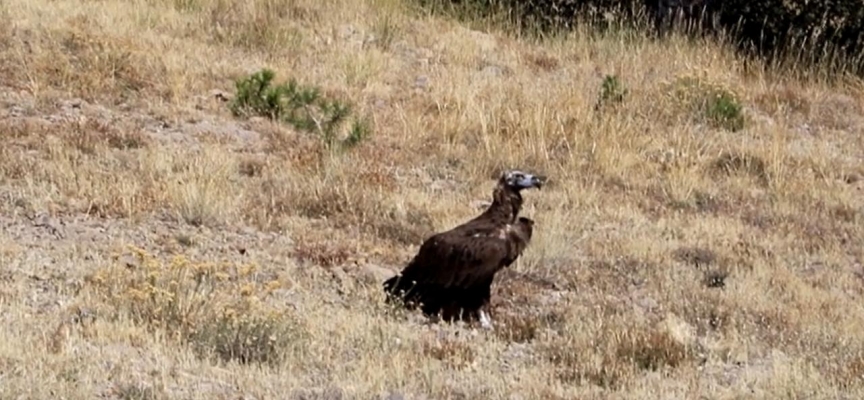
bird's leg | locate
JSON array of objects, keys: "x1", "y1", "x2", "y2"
[{"x1": 479, "y1": 310, "x2": 494, "y2": 330}]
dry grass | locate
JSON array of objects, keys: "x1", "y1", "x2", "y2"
[{"x1": 1, "y1": 0, "x2": 863, "y2": 398}]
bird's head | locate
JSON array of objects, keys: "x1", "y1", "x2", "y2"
[{"x1": 499, "y1": 169, "x2": 547, "y2": 191}]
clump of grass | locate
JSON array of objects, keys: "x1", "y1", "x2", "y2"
[
  {"x1": 210, "y1": 0, "x2": 304, "y2": 52},
  {"x1": 229, "y1": 68, "x2": 372, "y2": 151},
  {"x1": 672, "y1": 246, "x2": 717, "y2": 268},
  {"x1": 113, "y1": 383, "x2": 161, "y2": 400},
  {"x1": 669, "y1": 76, "x2": 746, "y2": 131},
  {"x1": 709, "y1": 151, "x2": 770, "y2": 187},
  {"x1": 64, "y1": 118, "x2": 150, "y2": 154},
  {"x1": 706, "y1": 90, "x2": 745, "y2": 131},
  {"x1": 238, "y1": 156, "x2": 266, "y2": 177},
  {"x1": 191, "y1": 307, "x2": 291, "y2": 365},
  {"x1": 616, "y1": 329, "x2": 690, "y2": 371},
  {"x1": 292, "y1": 240, "x2": 354, "y2": 268},
  {"x1": 86, "y1": 246, "x2": 307, "y2": 366},
  {"x1": 1, "y1": 116, "x2": 149, "y2": 157},
  {"x1": 494, "y1": 312, "x2": 544, "y2": 343},
  {"x1": 595, "y1": 74, "x2": 628, "y2": 111},
  {"x1": 370, "y1": 11, "x2": 403, "y2": 51},
  {"x1": 703, "y1": 268, "x2": 729, "y2": 288},
  {"x1": 0, "y1": 20, "x2": 169, "y2": 103},
  {"x1": 544, "y1": 318, "x2": 693, "y2": 390},
  {"x1": 244, "y1": 163, "x2": 433, "y2": 244},
  {"x1": 422, "y1": 336, "x2": 476, "y2": 370},
  {"x1": 167, "y1": 151, "x2": 242, "y2": 227},
  {"x1": 410, "y1": 0, "x2": 521, "y2": 32},
  {"x1": 506, "y1": 323, "x2": 541, "y2": 344},
  {"x1": 546, "y1": 346, "x2": 627, "y2": 389}
]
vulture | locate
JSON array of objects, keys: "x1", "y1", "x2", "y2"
[{"x1": 382, "y1": 169, "x2": 546, "y2": 329}]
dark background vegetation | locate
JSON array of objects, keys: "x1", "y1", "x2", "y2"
[{"x1": 416, "y1": 0, "x2": 864, "y2": 78}]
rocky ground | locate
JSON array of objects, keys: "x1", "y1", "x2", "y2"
[{"x1": 2, "y1": 0, "x2": 864, "y2": 398}]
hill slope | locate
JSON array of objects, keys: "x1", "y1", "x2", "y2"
[{"x1": 1, "y1": 0, "x2": 863, "y2": 398}]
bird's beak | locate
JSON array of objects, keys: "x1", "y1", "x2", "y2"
[{"x1": 532, "y1": 174, "x2": 547, "y2": 189}]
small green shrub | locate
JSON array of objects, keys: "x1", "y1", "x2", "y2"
[
  {"x1": 595, "y1": 74, "x2": 628, "y2": 111},
  {"x1": 669, "y1": 77, "x2": 745, "y2": 132},
  {"x1": 705, "y1": 90, "x2": 744, "y2": 132},
  {"x1": 229, "y1": 69, "x2": 372, "y2": 151}
]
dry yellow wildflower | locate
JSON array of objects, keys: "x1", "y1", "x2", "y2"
[
  {"x1": 89, "y1": 271, "x2": 107, "y2": 285},
  {"x1": 265, "y1": 280, "x2": 281, "y2": 292},
  {"x1": 126, "y1": 288, "x2": 148, "y2": 302},
  {"x1": 245, "y1": 296, "x2": 261, "y2": 307},
  {"x1": 239, "y1": 263, "x2": 258, "y2": 277},
  {"x1": 170, "y1": 255, "x2": 189, "y2": 270},
  {"x1": 127, "y1": 245, "x2": 148, "y2": 258},
  {"x1": 144, "y1": 258, "x2": 160, "y2": 271},
  {"x1": 155, "y1": 288, "x2": 175, "y2": 301}
]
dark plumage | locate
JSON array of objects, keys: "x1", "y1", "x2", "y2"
[{"x1": 383, "y1": 169, "x2": 546, "y2": 329}]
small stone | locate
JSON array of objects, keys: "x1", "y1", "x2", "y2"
[
  {"x1": 120, "y1": 254, "x2": 141, "y2": 269},
  {"x1": 656, "y1": 313, "x2": 696, "y2": 348},
  {"x1": 359, "y1": 264, "x2": 395, "y2": 285},
  {"x1": 479, "y1": 64, "x2": 506, "y2": 77},
  {"x1": 9, "y1": 105, "x2": 25, "y2": 117},
  {"x1": 210, "y1": 89, "x2": 229, "y2": 102},
  {"x1": 413, "y1": 76, "x2": 429, "y2": 89}
]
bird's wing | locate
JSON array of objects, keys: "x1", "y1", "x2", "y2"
[
  {"x1": 502, "y1": 218, "x2": 534, "y2": 267},
  {"x1": 398, "y1": 224, "x2": 518, "y2": 289}
]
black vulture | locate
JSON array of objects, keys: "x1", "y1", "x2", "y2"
[{"x1": 383, "y1": 169, "x2": 546, "y2": 329}]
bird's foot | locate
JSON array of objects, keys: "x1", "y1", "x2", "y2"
[{"x1": 479, "y1": 310, "x2": 494, "y2": 330}]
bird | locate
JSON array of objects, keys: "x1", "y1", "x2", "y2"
[{"x1": 382, "y1": 169, "x2": 546, "y2": 330}]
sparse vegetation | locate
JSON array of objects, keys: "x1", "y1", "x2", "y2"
[
  {"x1": 710, "y1": 151, "x2": 770, "y2": 186},
  {"x1": 418, "y1": 0, "x2": 864, "y2": 77},
  {"x1": 705, "y1": 89, "x2": 745, "y2": 131},
  {"x1": 229, "y1": 68, "x2": 372, "y2": 151},
  {"x1": 669, "y1": 76, "x2": 746, "y2": 131},
  {"x1": 595, "y1": 74, "x2": 628, "y2": 111},
  {"x1": 0, "y1": 0, "x2": 862, "y2": 398},
  {"x1": 87, "y1": 247, "x2": 306, "y2": 366}
]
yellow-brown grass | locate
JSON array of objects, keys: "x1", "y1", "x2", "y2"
[{"x1": 1, "y1": 0, "x2": 863, "y2": 398}]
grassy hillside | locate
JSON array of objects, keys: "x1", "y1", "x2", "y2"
[{"x1": 1, "y1": 0, "x2": 863, "y2": 398}]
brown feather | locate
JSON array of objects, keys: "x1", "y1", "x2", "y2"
[{"x1": 383, "y1": 170, "x2": 543, "y2": 325}]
